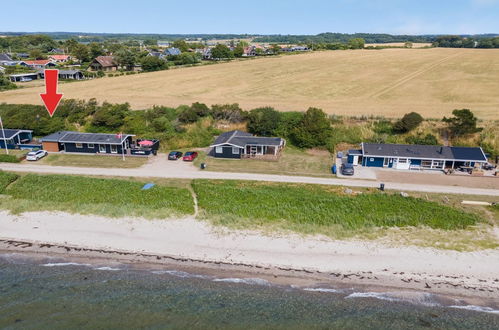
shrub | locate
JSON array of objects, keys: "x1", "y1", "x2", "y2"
[
  {"x1": 394, "y1": 112, "x2": 424, "y2": 133},
  {"x1": 406, "y1": 134, "x2": 439, "y2": 145},
  {"x1": 291, "y1": 107, "x2": 333, "y2": 148},
  {"x1": 443, "y1": 109, "x2": 483, "y2": 136},
  {"x1": 0, "y1": 154, "x2": 21, "y2": 163},
  {"x1": 247, "y1": 107, "x2": 281, "y2": 136}
]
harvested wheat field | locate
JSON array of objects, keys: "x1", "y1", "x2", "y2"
[{"x1": 2, "y1": 48, "x2": 499, "y2": 119}]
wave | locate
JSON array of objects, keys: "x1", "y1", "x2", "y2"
[
  {"x1": 151, "y1": 270, "x2": 211, "y2": 279},
  {"x1": 345, "y1": 291, "x2": 440, "y2": 307},
  {"x1": 449, "y1": 305, "x2": 499, "y2": 315},
  {"x1": 212, "y1": 278, "x2": 271, "y2": 286},
  {"x1": 42, "y1": 262, "x2": 91, "y2": 267},
  {"x1": 94, "y1": 267, "x2": 121, "y2": 271},
  {"x1": 303, "y1": 288, "x2": 343, "y2": 293}
]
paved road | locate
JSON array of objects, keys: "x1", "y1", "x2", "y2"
[{"x1": 1, "y1": 159, "x2": 498, "y2": 197}]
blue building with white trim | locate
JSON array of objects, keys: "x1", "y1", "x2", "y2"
[
  {"x1": 0, "y1": 129, "x2": 39, "y2": 149},
  {"x1": 348, "y1": 143, "x2": 487, "y2": 170}
]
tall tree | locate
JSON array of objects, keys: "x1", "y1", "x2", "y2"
[
  {"x1": 71, "y1": 44, "x2": 90, "y2": 63},
  {"x1": 443, "y1": 109, "x2": 483, "y2": 136},
  {"x1": 172, "y1": 40, "x2": 189, "y2": 52},
  {"x1": 247, "y1": 107, "x2": 280, "y2": 136},
  {"x1": 115, "y1": 49, "x2": 136, "y2": 70},
  {"x1": 291, "y1": 107, "x2": 333, "y2": 148},
  {"x1": 211, "y1": 44, "x2": 234, "y2": 60},
  {"x1": 89, "y1": 42, "x2": 104, "y2": 59}
]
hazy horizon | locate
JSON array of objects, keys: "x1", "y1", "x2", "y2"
[{"x1": 2, "y1": 0, "x2": 499, "y2": 35}]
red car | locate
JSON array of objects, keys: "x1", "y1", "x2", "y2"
[{"x1": 182, "y1": 151, "x2": 198, "y2": 161}]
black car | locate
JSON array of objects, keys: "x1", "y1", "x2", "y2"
[
  {"x1": 168, "y1": 151, "x2": 183, "y2": 160},
  {"x1": 341, "y1": 163, "x2": 355, "y2": 176}
]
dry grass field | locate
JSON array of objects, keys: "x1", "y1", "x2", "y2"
[
  {"x1": 365, "y1": 42, "x2": 432, "y2": 48},
  {"x1": 2, "y1": 48, "x2": 499, "y2": 119}
]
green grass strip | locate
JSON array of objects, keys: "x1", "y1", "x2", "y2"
[
  {"x1": 0, "y1": 171, "x2": 19, "y2": 193},
  {"x1": 193, "y1": 180, "x2": 481, "y2": 231},
  {"x1": 3, "y1": 173, "x2": 194, "y2": 218}
]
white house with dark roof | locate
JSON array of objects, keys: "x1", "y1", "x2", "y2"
[
  {"x1": 348, "y1": 143, "x2": 487, "y2": 170},
  {"x1": 210, "y1": 130, "x2": 286, "y2": 159}
]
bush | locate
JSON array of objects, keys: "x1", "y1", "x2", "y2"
[
  {"x1": 0, "y1": 154, "x2": 21, "y2": 163},
  {"x1": 291, "y1": 108, "x2": 333, "y2": 148},
  {"x1": 394, "y1": 112, "x2": 423, "y2": 133},
  {"x1": 406, "y1": 134, "x2": 439, "y2": 145},
  {"x1": 247, "y1": 107, "x2": 281, "y2": 136}
]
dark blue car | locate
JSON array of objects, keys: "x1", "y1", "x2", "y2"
[{"x1": 168, "y1": 151, "x2": 183, "y2": 160}]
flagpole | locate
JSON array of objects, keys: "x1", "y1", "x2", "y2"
[{"x1": 0, "y1": 116, "x2": 8, "y2": 155}]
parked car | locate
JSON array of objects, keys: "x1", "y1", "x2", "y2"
[
  {"x1": 168, "y1": 151, "x2": 183, "y2": 160},
  {"x1": 26, "y1": 150, "x2": 48, "y2": 161},
  {"x1": 483, "y1": 163, "x2": 496, "y2": 170},
  {"x1": 182, "y1": 151, "x2": 198, "y2": 162},
  {"x1": 340, "y1": 163, "x2": 355, "y2": 176}
]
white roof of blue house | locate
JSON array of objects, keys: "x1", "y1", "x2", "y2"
[{"x1": 361, "y1": 143, "x2": 487, "y2": 162}]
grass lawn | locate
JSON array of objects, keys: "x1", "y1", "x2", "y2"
[
  {"x1": 193, "y1": 146, "x2": 334, "y2": 177},
  {"x1": 0, "y1": 172, "x2": 194, "y2": 219},
  {"x1": 0, "y1": 149, "x2": 29, "y2": 156},
  {"x1": 192, "y1": 179, "x2": 499, "y2": 250},
  {"x1": 30, "y1": 154, "x2": 149, "y2": 168}
]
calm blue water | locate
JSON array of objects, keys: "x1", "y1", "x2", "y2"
[{"x1": 0, "y1": 253, "x2": 498, "y2": 329}]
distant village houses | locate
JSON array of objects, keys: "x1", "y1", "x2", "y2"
[{"x1": 89, "y1": 56, "x2": 118, "y2": 71}]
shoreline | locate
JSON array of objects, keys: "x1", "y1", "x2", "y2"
[{"x1": 0, "y1": 210, "x2": 498, "y2": 306}]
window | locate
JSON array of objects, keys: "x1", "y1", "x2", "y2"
[
  {"x1": 215, "y1": 146, "x2": 222, "y2": 154},
  {"x1": 370, "y1": 158, "x2": 374, "y2": 162},
  {"x1": 232, "y1": 147, "x2": 239, "y2": 155},
  {"x1": 88, "y1": 143, "x2": 95, "y2": 148},
  {"x1": 75, "y1": 143, "x2": 83, "y2": 148},
  {"x1": 398, "y1": 158, "x2": 408, "y2": 163},
  {"x1": 99, "y1": 145, "x2": 106, "y2": 153},
  {"x1": 421, "y1": 160, "x2": 432, "y2": 168},
  {"x1": 110, "y1": 145, "x2": 118, "y2": 154}
]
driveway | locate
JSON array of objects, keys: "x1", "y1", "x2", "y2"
[{"x1": 1, "y1": 158, "x2": 499, "y2": 196}]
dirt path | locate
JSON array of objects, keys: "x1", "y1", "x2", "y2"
[{"x1": 1, "y1": 162, "x2": 498, "y2": 196}]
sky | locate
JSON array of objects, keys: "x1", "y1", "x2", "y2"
[{"x1": 1, "y1": 0, "x2": 499, "y2": 35}]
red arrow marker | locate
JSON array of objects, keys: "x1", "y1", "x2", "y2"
[{"x1": 40, "y1": 69, "x2": 63, "y2": 117}]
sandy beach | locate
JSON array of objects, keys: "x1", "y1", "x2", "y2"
[{"x1": 0, "y1": 210, "x2": 498, "y2": 304}]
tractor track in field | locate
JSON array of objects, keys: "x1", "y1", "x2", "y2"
[{"x1": 369, "y1": 52, "x2": 463, "y2": 99}]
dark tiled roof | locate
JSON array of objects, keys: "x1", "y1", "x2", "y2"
[
  {"x1": 0, "y1": 129, "x2": 32, "y2": 140},
  {"x1": 211, "y1": 130, "x2": 284, "y2": 148},
  {"x1": 93, "y1": 56, "x2": 117, "y2": 67},
  {"x1": 362, "y1": 143, "x2": 486, "y2": 162},
  {"x1": 348, "y1": 149, "x2": 363, "y2": 155},
  {"x1": 41, "y1": 131, "x2": 133, "y2": 145},
  {"x1": 0, "y1": 53, "x2": 12, "y2": 61}
]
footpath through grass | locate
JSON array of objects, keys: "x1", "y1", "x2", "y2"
[
  {"x1": 0, "y1": 172, "x2": 193, "y2": 218},
  {"x1": 192, "y1": 180, "x2": 482, "y2": 233}
]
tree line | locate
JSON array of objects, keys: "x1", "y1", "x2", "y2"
[
  {"x1": 0, "y1": 100, "x2": 487, "y2": 156},
  {"x1": 433, "y1": 35, "x2": 499, "y2": 48}
]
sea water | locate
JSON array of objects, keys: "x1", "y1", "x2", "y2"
[{"x1": 0, "y1": 254, "x2": 498, "y2": 329}]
